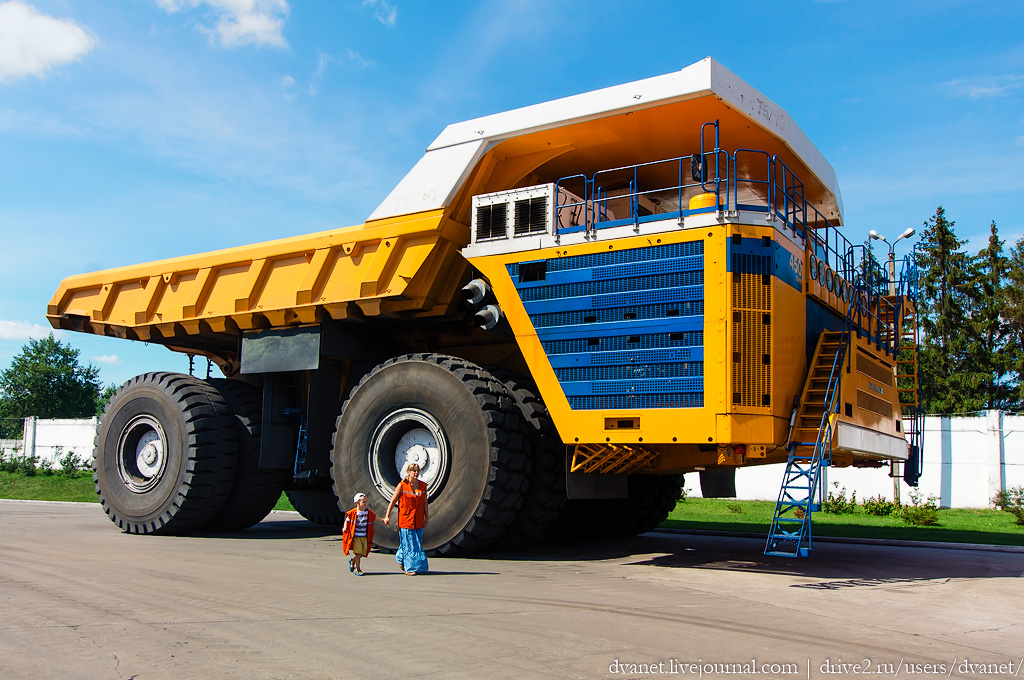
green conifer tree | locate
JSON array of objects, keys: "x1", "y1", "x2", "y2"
[
  {"x1": 916, "y1": 207, "x2": 976, "y2": 413},
  {"x1": 967, "y1": 221, "x2": 1014, "y2": 409},
  {"x1": 1004, "y1": 235, "x2": 1024, "y2": 410}
]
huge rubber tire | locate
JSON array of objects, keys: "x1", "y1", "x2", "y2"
[
  {"x1": 549, "y1": 473, "x2": 683, "y2": 539},
  {"x1": 491, "y1": 371, "x2": 565, "y2": 548},
  {"x1": 621, "y1": 474, "x2": 685, "y2": 535},
  {"x1": 331, "y1": 354, "x2": 528, "y2": 555},
  {"x1": 205, "y1": 379, "x2": 289, "y2": 531},
  {"x1": 93, "y1": 372, "x2": 238, "y2": 535},
  {"x1": 285, "y1": 487, "x2": 346, "y2": 525}
]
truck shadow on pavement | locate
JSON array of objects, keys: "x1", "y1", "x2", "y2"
[
  {"x1": 193, "y1": 518, "x2": 342, "y2": 540},
  {"x1": 190, "y1": 518, "x2": 1023, "y2": 583},
  {"x1": 471, "y1": 531, "x2": 1024, "y2": 582}
]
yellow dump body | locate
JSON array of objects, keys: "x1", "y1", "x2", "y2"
[{"x1": 48, "y1": 209, "x2": 471, "y2": 371}]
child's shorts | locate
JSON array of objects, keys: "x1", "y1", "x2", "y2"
[{"x1": 350, "y1": 536, "x2": 368, "y2": 557}]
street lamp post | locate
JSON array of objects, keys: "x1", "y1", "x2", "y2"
[
  {"x1": 866, "y1": 227, "x2": 916, "y2": 502},
  {"x1": 868, "y1": 227, "x2": 916, "y2": 295}
]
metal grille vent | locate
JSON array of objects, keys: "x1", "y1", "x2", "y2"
[
  {"x1": 514, "y1": 197, "x2": 548, "y2": 236},
  {"x1": 518, "y1": 272, "x2": 703, "y2": 302},
  {"x1": 513, "y1": 239, "x2": 706, "y2": 411},
  {"x1": 542, "y1": 330, "x2": 702, "y2": 355},
  {"x1": 475, "y1": 203, "x2": 507, "y2": 241},
  {"x1": 530, "y1": 301, "x2": 704, "y2": 329},
  {"x1": 732, "y1": 266, "x2": 772, "y2": 407},
  {"x1": 857, "y1": 389, "x2": 892, "y2": 418},
  {"x1": 556, "y1": 362, "x2": 702, "y2": 382},
  {"x1": 570, "y1": 394, "x2": 703, "y2": 410},
  {"x1": 508, "y1": 241, "x2": 704, "y2": 277},
  {"x1": 856, "y1": 349, "x2": 894, "y2": 387}
]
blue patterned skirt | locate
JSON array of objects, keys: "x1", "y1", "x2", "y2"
[{"x1": 395, "y1": 528, "x2": 429, "y2": 573}]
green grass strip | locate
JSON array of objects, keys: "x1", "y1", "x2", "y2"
[
  {"x1": 0, "y1": 471, "x2": 98, "y2": 503},
  {"x1": 663, "y1": 498, "x2": 1024, "y2": 547}
]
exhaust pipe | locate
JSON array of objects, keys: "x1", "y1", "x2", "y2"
[
  {"x1": 461, "y1": 278, "x2": 489, "y2": 306},
  {"x1": 473, "y1": 304, "x2": 502, "y2": 330}
]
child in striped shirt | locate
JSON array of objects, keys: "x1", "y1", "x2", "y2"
[{"x1": 342, "y1": 493, "x2": 376, "y2": 575}]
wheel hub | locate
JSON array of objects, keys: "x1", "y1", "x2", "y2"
[
  {"x1": 116, "y1": 415, "x2": 168, "y2": 493},
  {"x1": 369, "y1": 408, "x2": 450, "y2": 501}
]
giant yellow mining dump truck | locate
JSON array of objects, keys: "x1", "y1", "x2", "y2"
[{"x1": 49, "y1": 58, "x2": 922, "y2": 557}]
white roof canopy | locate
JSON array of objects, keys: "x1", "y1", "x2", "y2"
[{"x1": 369, "y1": 57, "x2": 843, "y2": 224}]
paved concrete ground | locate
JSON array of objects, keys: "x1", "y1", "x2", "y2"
[{"x1": 1, "y1": 500, "x2": 1022, "y2": 680}]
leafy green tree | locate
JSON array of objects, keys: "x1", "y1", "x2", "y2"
[
  {"x1": 0, "y1": 334, "x2": 102, "y2": 437},
  {"x1": 967, "y1": 221, "x2": 1015, "y2": 409},
  {"x1": 96, "y1": 383, "x2": 119, "y2": 414},
  {"x1": 916, "y1": 207, "x2": 978, "y2": 413}
]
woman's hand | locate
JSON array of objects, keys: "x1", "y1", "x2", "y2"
[{"x1": 383, "y1": 515, "x2": 390, "y2": 525}]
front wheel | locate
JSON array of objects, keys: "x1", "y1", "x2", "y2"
[
  {"x1": 93, "y1": 372, "x2": 238, "y2": 534},
  {"x1": 331, "y1": 354, "x2": 528, "y2": 554}
]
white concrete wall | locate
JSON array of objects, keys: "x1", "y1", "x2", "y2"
[
  {"x1": 20, "y1": 417, "x2": 97, "y2": 468},
  {"x1": 684, "y1": 411, "x2": 1023, "y2": 509},
  {"x1": 0, "y1": 438, "x2": 24, "y2": 456}
]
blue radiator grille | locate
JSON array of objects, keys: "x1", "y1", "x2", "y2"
[
  {"x1": 518, "y1": 271, "x2": 703, "y2": 302},
  {"x1": 556, "y1": 362, "x2": 703, "y2": 382},
  {"x1": 529, "y1": 301, "x2": 704, "y2": 329},
  {"x1": 509, "y1": 241, "x2": 705, "y2": 410},
  {"x1": 570, "y1": 394, "x2": 703, "y2": 410},
  {"x1": 541, "y1": 330, "x2": 703, "y2": 355},
  {"x1": 508, "y1": 241, "x2": 703, "y2": 278}
]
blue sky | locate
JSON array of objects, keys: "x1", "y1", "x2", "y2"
[{"x1": 1, "y1": 0, "x2": 1022, "y2": 388}]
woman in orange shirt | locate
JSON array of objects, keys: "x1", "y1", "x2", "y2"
[{"x1": 383, "y1": 462, "x2": 429, "y2": 574}]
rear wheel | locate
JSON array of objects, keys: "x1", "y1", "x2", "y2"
[
  {"x1": 285, "y1": 487, "x2": 346, "y2": 525},
  {"x1": 93, "y1": 372, "x2": 238, "y2": 534},
  {"x1": 620, "y1": 474, "x2": 684, "y2": 535},
  {"x1": 331, "y1": 354, "x2": 528, "y2": 554},
  {"x1": 206, "y1": 379, "x2": 288, "y2": 531},
  {"x1": 549, "y1": 473, "x2": 683, "y2": 539}
]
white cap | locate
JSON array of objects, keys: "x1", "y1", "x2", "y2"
[{"x1": 353, "y1": 493, "x2": 367, "y2": 503}]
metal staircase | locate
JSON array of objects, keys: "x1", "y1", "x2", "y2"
[
  {"x1": 894, "y1": 301, "x2": 924, "y2": 486},
  {"x1": 879, "y1": 250, "x2": 924, "y2": 488},
  {"x1": 764, "y1": 242, "x2": 922, "y2": 558},
  {"x1": 765, "y1": 329, "x2": 850, "y2": 557}
]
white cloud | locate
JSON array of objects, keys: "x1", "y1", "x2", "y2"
[
  {"x1": 0, "y1": 320, "x2": 63, "y2": 341},
  {"x1": 306, "y1": 49, "x2": 371, "y2": 96},
  {"x1": 344, "y1": 49, "x2": 372, "y2": 68},
  {"x1": 281, "y1": 74, "x2": 295, "y2": 87},
  {"x1": 363, "y1": 0, "x2": 397, "y2": 27},
  {"x1": 0, "y1": 1, "x2": 95, "y2": 83},
  {"x1": 156, "y1": 0, "x2": 290, "y2": 48},
  {"x1": 91, "y1": 354, "x2": 122, "y2": 365},
  {"x1": 943, "y1": 74, "x2": 1024, "y2": 99},
  {"x1": 313, "y1": 50, "x2": 331, "y2": 80}
]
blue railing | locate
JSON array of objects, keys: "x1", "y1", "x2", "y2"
[{"x1": 554, "y1": 143, "x2": 858, "y2": 280}]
